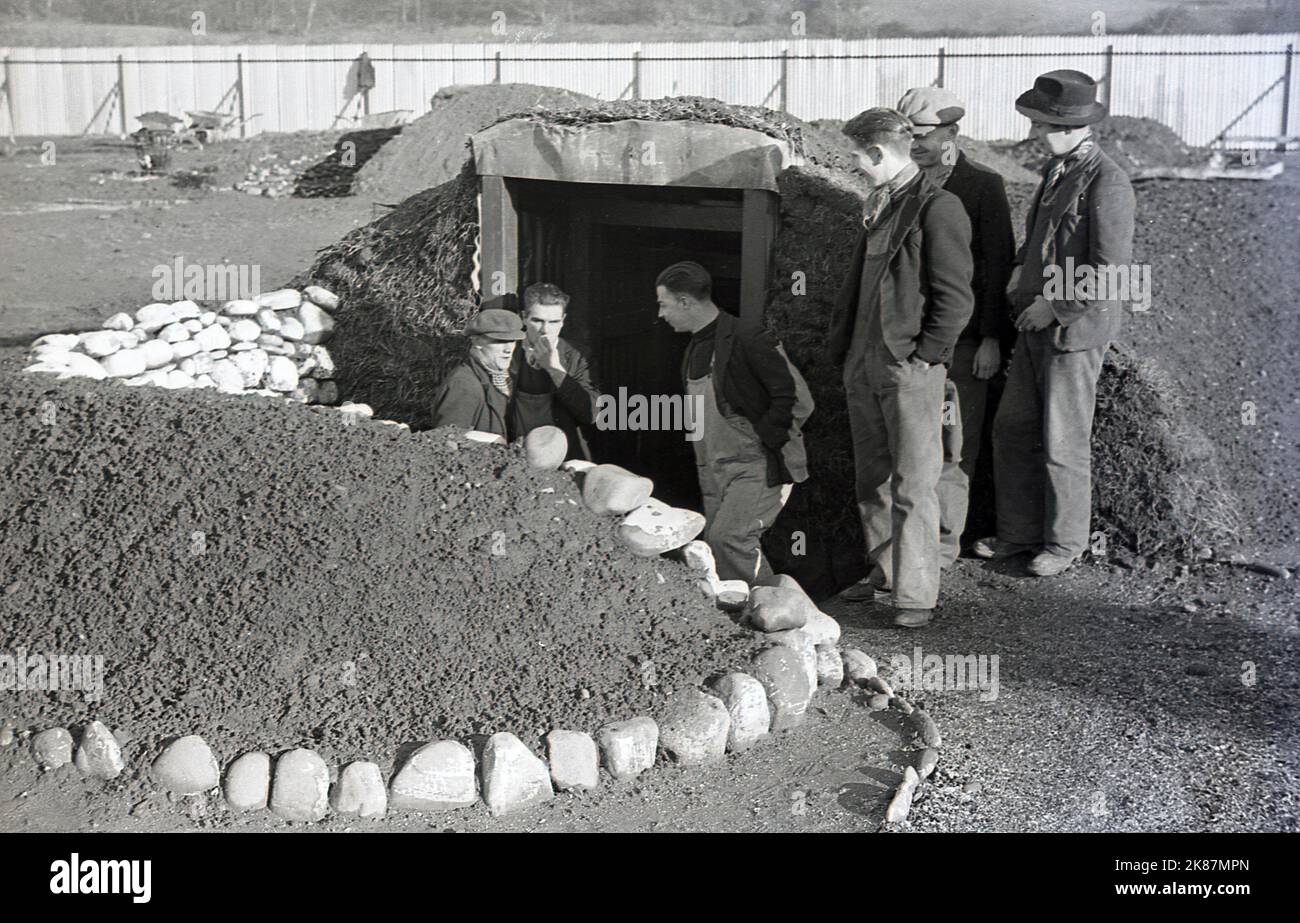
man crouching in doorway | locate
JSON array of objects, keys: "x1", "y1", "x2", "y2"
[
  {"x1": 656, "y1": 261, "x2": 814, "y2": 584},
  {"x1": 830, "y1": 108, "x2": 974, "y2": 628},
  {"x1": 512, "y1": 282, "x2": 601, "y2": 460}
]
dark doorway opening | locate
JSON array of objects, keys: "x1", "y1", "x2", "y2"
[{"x1": 510, "y1": 179, "x2": 747, "y2": 509}]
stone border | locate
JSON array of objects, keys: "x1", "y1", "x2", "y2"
[{"x1": 1, "y1": 391, "x2": 941, "y2": 827}]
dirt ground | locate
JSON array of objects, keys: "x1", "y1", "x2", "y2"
[{"x1": 0, "y1": 130, "x2": 1296, "y2": 833}]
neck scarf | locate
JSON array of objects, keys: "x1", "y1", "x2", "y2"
[
  {"x1": 1043, "y1": 135, "x2": 1095, "y2": 196},
  {"x1": 863, "y1": 160, "x2": 920, "y2": 230},
  {"x1": 473, "y1": 351, "x2": 512, "y2": 397}
]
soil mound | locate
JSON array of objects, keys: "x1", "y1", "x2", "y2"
[
  {"x1": 294, "y1": 126, "x2": 404, "y2": 198},
  {"x1": 355, "y1": 84, "x2": 598, "y2": 204},
  {"x1": 1011, "y1": 115, "x2": 1206, "y2": 176},
  {"x1": 0, "y1": 353, "x2": 760, "y2": 763}
]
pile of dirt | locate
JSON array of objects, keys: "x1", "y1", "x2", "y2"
[
  {"x1": 0, "y1": 353, "x2": 761, "y2": 765},
  {"x1": 294, "y1": 127, "x2": 404, "y2": 198},
  {"x1": 1011, "y1": 115, "x2": 1207, "y2": 176},
  {"x1": 810, "y1": 118, "x2": 1038, "y2": 186},
  {"x1": 354, "y1": 84, "x2": 598, "y2": 205}
]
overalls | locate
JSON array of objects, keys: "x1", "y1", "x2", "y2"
[{"x1": 687, "y1": 361, "x2": 792, "y2": 584}]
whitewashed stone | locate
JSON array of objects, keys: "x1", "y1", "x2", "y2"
[
  {"x1": 193, "y1": 374, "x2": 216, "y2": 389},
  {"x1": 74, "y1": 721, "x2": 124, "y2": 780},
  {"x1": 32, "y1": 334, "x2": 79, "y2": 350},
  {"x1": 803, "y1": 610, "x2": 842, "y2": 647},
  {"x1": 279, "y1": 316, "x2": 306, "y2": 341},
  {"x1": 170, "y1": 300, "x2": 201, "y2": 320},
  {"x1": 525, "y1": 426, "x2": 567, "y2": 470},
  {"x1": 231, "y1": 348, "x2": 269, "y2": 388},
  {"x1": 139, "y1": 339, "x2": 173, "y2": 369},
  {"x1": 709, "y1": 673, "x2": 770, "y2": 752},
  {"x1": 338, "y1": 402, "x2": 373, "y2": 418},
  {"x1": 657, "y1": 689, "x2": 730, "y2": 766},
  {"x1": 36, "y1": 352, "x2": 106, "y2": 380},
  {"x1": 596, "y1": 717, "x2": 657, "y2": 781},
  {"x1": 158, "y1": 323, "x2": 190, "y2": 343},
  {"x1": 170, "y1": 340, "x2": 200, "y2": 360},
  {"x1": 258, "y1": 333, "x2": 285, "y2": 348},
  {"x1": 209, "y1": 359, "x2": 245, "y2": 393},
  {"x1": 134, "y1": 302, "x2": 178, "y2": 332},
  {"x1": 265, "y1": 356, "x2": 299, "y2": 392},
  {"x1": 307, "y1": 345, "x2": 335, "y2": 379},
  {"x1": 32, "y1": 728, "x2": 73, "y2": 769},
  {"x1": 223, "y1": 752, "x2": 270, "y2": 812},
  {"x1": 183, "y1": 318, "x2": 204, "y2": 333},
  {"x1": 304, "y1": 285, "x2": 339, "y2": 309},
  {"x1": 714, "y1": 580, "x2": 750, "y2": 611},
  {"x1": 270, "y1": 748, "x2": 330, "y2": 822},
  {"x1": 619, "y1": 499, "x2": 706, "y2": 556},
  {"x1": 151, "y1": 735, "x2": 219, "y2": 794},
  {"x1": 222, "y1": 299, "x2": 259, "y2": 316},
  {"x1": 255, "y1": 308, "x2": 282, "y2": 331},
  {"x1": 297, "y1": 301, "x2": 335, "y2": 344},
  {"x1": 481, "y1": 732, "x2": 554, "y2": 816},
  {"x1": 582, "y1": 464, "x2": 654, "y2": 516},
  {"x1": 161, "y1": 370, "x2": 195, "y2": 389},
  {"x1": 255, "y1": 288, "x2": 301, "y2": 310},
  {"x1": 102, "y1": 312, "x2": 134, "y2": 331},
  {"x1": 192, "y1": 323, "x2": 231, "y2": 352},
  {"x1": 545, "y1": 730, "x2": 599, "y2": 792},
  {"x1": 388, "y1": 740, "x2": 478, "y2": 812},
  {"x1": 77, "y1": 330, "x2": 123, "y2": 358},
  {"x1": 330, "y1": 761, "x2": 387, "y2": 819},
  {"x1": 198, "y1": 311, "x2": 217, "y2": 326},
  {"x1": 228, "y1": 319, "x2": 261, "y2": 342},
  {"x1": 230, "y1": 342, "x2": 257, "y2": 352},
  {"x1": 101, "y1": 348, "x2": 147, "y2": 378}
]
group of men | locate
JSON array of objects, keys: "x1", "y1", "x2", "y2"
[{"x1": 432, "y1": 67, "x2": 1136, "y2": 630}]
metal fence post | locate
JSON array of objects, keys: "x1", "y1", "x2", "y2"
[
  {"x1": 1282, "y1": 43, "x2": 1294, "y2": 140},
  {"x1": 494, "y1": 50, "x2": 502, "y2": 84},
  {"x1": 116, "y1": 53, "x2": 128, "y2": 137},
  {"x1": 236, "y1": 52, "x2": 247, "y2": 138},
  {"x1": 778, "y1": 49, "x2": 788, "y2": 112},
  {"x1": 2, "y1": 55, "x2": 14, "y2": 142},
  {"x1": 936, "y1": 46, "x2": 945, "y2": 88},
  {"x1": 632, "y1": 50, "x2": 640, "y2": 100},
  {"x1": 1101, "y1": 44, "x2": 1114, "y2": 111}
]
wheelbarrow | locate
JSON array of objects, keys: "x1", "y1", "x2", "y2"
[{"x1": 185, "y1": 109, "x2": 261, "y2": 143}]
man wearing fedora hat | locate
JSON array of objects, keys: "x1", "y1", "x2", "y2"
[
  {"x1": 897, "y1": 86, "x2": 1016, "y2": 569},
  {"x1": 431, "y1": 307, "x2": 527, "y2": 439},
  {"x1": 973, "y1": 69, "x2": 1136, "y2": 577}
]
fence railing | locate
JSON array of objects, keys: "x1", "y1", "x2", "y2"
[{"x1": 2, "y1": 34, "x2": 1297, "y2": 148}]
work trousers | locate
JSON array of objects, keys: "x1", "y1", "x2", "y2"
[
  {"x1": 845, "y1": 341, "x2": 947, "y2": 610},
  {"x1": 992, "y1": 330, "x2": 1106, "y2": 557}
]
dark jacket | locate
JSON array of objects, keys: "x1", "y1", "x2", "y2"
[
  {"x1": 1011, "y1": 144, "x2": 1136, "y2": 353},
  {"x1": 430, "y1": 359, "x2": 511, "y2": 438},
  {"x1": 683, "y1": 311, "x2": 813, "y2": 487},
  {"x1": 509, "y1": 337, "x2": 599, "y2": 460},
  {"x1": 829, "y1": 171, "x2": 975, "y2": 366},
  {"x1": 943, "y1": 152, "x2": 1016, "y2": 348}
]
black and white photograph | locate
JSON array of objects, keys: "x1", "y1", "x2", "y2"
[{"x1": 0, "y1": 0, "x2": 1294, "y2": 896}]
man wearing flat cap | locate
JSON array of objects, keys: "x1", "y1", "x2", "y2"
[
  {"x1": 829, "y1": 107, "x2": 975, "y2": 628},
  {"x1": 431, "y1": 308, "x2": 526, "y2": 439},
  {"x1": 895, "y1": 86, "x2": 1016, "y2": 570},
  {"x1": 974, "y1": 69, "x2": 1136, "y2": 577}
]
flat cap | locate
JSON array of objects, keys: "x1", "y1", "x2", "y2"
[
  {"x1": 464, "y1": 308, "x2": 525, "y2": 340},
  {"x1": 896, "y1": 87, "x2": 966, "y2": 127}
]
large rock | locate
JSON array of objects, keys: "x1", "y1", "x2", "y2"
[
  {"x1": 224, "y1": 752, "x2": 271, "y2": 812},
  {"x1": 255, "y1": 307, "x2": 282, "y2": 331},
  {"x1": 802, "y1": 610, "x2": 842, "y2": 646},
  {"x1": 481, "y1": 732, "x2": 554, "y2": 816},
  {"x1": 278, "y1": 316, "x2": 306, "y2": 341},
  {"x1": 138, "y1": 339, "x2": 174, "y2": 370},
  {"x1": 307, "y1": 345, "x2": 335, "y2": 379},
  {"x1": 388, "y1": 740, "x2": 478, "y2": 812},
  {"x1": 223, "y1": 299, "x2": 260, "y2": 316},
  {"x1": 331, "y1": 761, "x2": 387, "y2": 819},
  {"x1": 681, "y1": 540, "x2": 718, "y2": 582},
  {"x1": 524, "y1": 425, "x2": 568, "y2": 470},
  {"x1": 208, "y1": 359, "x2": 245, "y2": 393},
  {"x1": 255, "y1": 288, "x2": 302, "y2": 310},
  {"x1": 270, "y1": 749, "x2": 330, "y2": 822},
  {"x1": 134, "y1": 302, "x2": 179, "y2": 332},
  {"x1": 658, "y1": 688, "x2": 730, "y2": 766},
  {"x1": 885, "y1": 766, "x2": 920, "y2": 823},
  {"x1": 709, "y1": 673, "x2": 771, "y2": 752},
  {"x1": 102, "y1": 312, "x2": 134, "y2": 331},
  {"x1": 619, "y1": 498, "x2": 705, "y2": 556},
  {"x1": 751, "y1": 645, "x2": 812, "y2": 732},
  {"x1": 158, "y1": 322, "x2": 190, "y2": 343},
  {"x1": 228, "y1": 319, "x2": 262, "y2": 343},
  {"x1": 74, "y1": 720, "x2": 124, "y2": 780},
  {"x1": 714, "y1": 580, "x2": 750, "y2": 611},
  {"x1": 100, "y1": 348, "x2": 147, "y2": 379},
  {"x1": 766, "y1": 628, "x2": 818, "y2": 693},
  {"x1": 193, "y1": 323, "x2": 232, "y2": 352},
  {"x1": 230, "y1": 348, "x2": 270, "y2": 388},
  {"x1": 170, "y1": 340, "x2": 200, "y2": 360},
  {"x1": 34, "y1": 351, "x2": 107, "y2": 380},
  {"x1": 582, "y1": 464, "x2": 654, "y2": 516},
  {"x1": 910, "y1": 710, "x2": 943, "y2": 749},
  {"x1": 265, "y1": 356, "x2": 299, "y2": 392},
  {"x1": 545, "y1": 730, "x2": 599, "y2": 792},
  {"x1": 596, "y1": 717, "x2": 658, "y2": 781},
  {"x1": 304, "y1": 285, "x2": 339, "y2": 309},
  {"x1": 32, "y1": 728, "x2": 73, "y2": 769},
  {"x1": 77, "y1": 330, "x2": 123, "y2": 358},
  {"x1": 297, "y1": 301, "x2": 335, "y2": 344},
  {"x1": 32, "y1": 333, "x2": 79, "y2": 350},
  {"x1": 746, "y1": 585, "x2": 813, "y2": 632},
  {"x1": 816, "y1": 644, "x2": 845, "y2": 688},
  {"x1": 151, "y1": 735, "x2": 219, "y2": 794}
]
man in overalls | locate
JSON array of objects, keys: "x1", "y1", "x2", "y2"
[
  {"x1": 510, "y1": 282, "x2": 600, "y2": 460},
  {"x1": 430, "y1": 308, "x2": 525, "y2": 439},
  {"x1": 655, "y1": 261, "x2": 813, "y2": 584}
]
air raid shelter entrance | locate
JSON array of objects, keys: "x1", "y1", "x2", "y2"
[{"x1": 472, "y1": 117, "x2": 795, "y2": 506}]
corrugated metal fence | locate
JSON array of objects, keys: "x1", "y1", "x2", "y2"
[{"x1": 2, "y1": 33, "x2": 1296, "y2": 147}]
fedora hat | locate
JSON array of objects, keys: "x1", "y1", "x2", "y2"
[{"x1": 1015, "y1": 69, "x2": 1106, "y2": 126}]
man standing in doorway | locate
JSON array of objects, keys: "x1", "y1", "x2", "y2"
[
  {"x1": 895, "y1": 86, "x2": 1016, "y2": 568},
  {"x1": 511, "y1": 282, "x2": 600, "y2": 460},
  {"x1": 430, "y1": 308, "x2": 525, "y2": 440},
  {"x1": 656, "y1": 261, "x2": 813, "y2": 584},
  {"x1": 829, "y1": 108, "x2": 974, "y2": 628},
  {"x1": 974, "y1": 70, "x2": 1136, "y2": 577}
]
